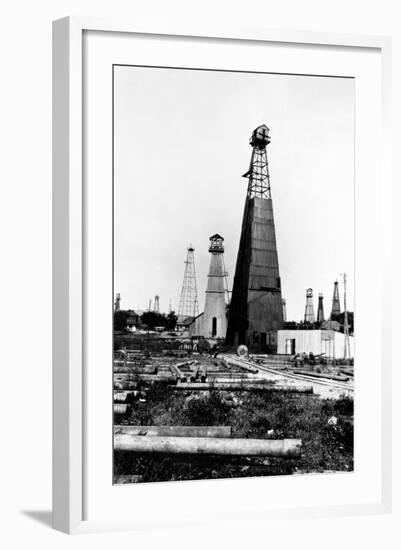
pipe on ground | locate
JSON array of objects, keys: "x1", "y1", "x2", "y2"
[
  {"x1": 114, "y1": 435, "x2": 302, "y2": 457},
  {"x1": 222, "y1": 356, "x2": 258, "y2": 374},
  {"x1": 293, "y1": 370, "x2": 349, "y2": 382},
  {"x1": 114, "y1": 425, "x2": 232, "y2": 438}
]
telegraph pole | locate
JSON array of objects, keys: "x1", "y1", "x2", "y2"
[{"x1": 341, "y1": 273, "x2": 351, "y2": 361}]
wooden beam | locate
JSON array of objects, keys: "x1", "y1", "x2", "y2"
[{"x1": 114, "y1": 435, "x2": 302, "y2": 457}]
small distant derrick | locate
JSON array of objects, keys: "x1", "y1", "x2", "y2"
[
  {"x1": 153, "y1": 294, "x2": 160, "y2": 313},
  {"x1": 330, "y1": 280, "x2": 341, "y2": 318},
  {"x1": 317, "y1": 293, "x2": 325, "y2": 324},
  {"x1": 304, "y1": 288, "x2": 315, "y2": 323},
  {"x1": 177, "y1": 245, "x2": 199, "y2": 321}
]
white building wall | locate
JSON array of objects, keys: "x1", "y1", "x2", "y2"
[
  {"x1": 334, "y1": 330, "x2": 355, "y2": 358},
  {"x1": 277, "y1": 329, "x2": 354, "y2": 359}
]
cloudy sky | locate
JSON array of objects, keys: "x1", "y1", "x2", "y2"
[{"x1": 114, "y1": 65, "x2": 354, "y2": 322}]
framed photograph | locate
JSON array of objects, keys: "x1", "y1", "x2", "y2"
[{"x1": 52, "y1": 17, "x2": 392, "y2": 534}]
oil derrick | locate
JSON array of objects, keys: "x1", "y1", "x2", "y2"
[
  {"x1": 304, "y1": 288, "x2": 315, "y2": 323},
  {"x1": 114, "y1": 293, "x2": 121, "y2": 312},
  {"x1": 199, "y1": 234, "x2": 228, "y2": 338},
  {"x1": 330, "y1": 280, "x2": 341, "y2": 318},
  {"x1": 226, "y1": 125, "x2": 283, "y2": 353},
  {"x1": 177, "y1": 245, "x2": 199, "y2": 321},
  {"x1": 282, "y1": 299, "x2": 287, "y2": 322},
  {"x1": 317, "y1": 293, "x2": 325, "y2": 324},
  {"x1": 154, "y1": 295, "x2": 160, "y2": 314}
]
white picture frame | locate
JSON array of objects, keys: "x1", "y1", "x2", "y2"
[{"x1": 52, "y1": 16, "x2": 392, "y2": 534}]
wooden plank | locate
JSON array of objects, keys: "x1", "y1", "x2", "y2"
[
  {"x1": 114, "y1": 435, "x2": 302, "y2": 457},
  {"x1": 114, "y1": 425, "x2": 232, "y2": 438}
]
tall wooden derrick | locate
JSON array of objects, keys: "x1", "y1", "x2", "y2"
[
  {"x1": 194, "y1": 234, "x2": 228, "y2": 338},
  {"x1": 304, "y1": 288, "x2": 315, "y2": 323},
  {"x1": 330, "y1": 280, "x2": 341, "y2": 318},
  {"x1": 226, "y1": 125, "x2": 283, "y2": 353},
  {"x1": 317, "y1": 293, "x2": 325, "y2": 324},
  {"x1": 177, "y1": 246, "x2": 199, "y2": 322}
]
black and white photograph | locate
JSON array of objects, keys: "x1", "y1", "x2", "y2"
[
  {"x1": 112, "y1": 65, "x2": 355, "y2": 484},
  {"x1": 1, "y1": 0, "x2": 397, "y2": 542}
]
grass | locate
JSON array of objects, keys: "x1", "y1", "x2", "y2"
[{"x1": 114, "y1": 386, "x2": 353, "y2": 483}]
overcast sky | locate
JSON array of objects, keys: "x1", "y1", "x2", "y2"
[{"x1": 114, "y1": 65, "x2": 354, "y2": 322}]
